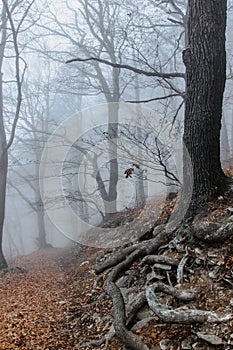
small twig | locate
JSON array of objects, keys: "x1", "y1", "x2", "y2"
[
  {"x1": 177, "y1": 250, "x2": 189, "y2": 284},
  {"x1": 222, "y1": 278, "x2": 233, "y2": 287},
  {"x1": 166, "y1": 271, "x2": 173, "y2": 287}
]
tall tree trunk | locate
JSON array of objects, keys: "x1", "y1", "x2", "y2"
[
  {"x1": 221, "y1": 116, "x2": 231, "y2": 170},
  {"x1": 183, "y1": 0, "x2": 229, "y2": 214},
  {"x1": 0, "y1": 151, "x2": 8, "y2": 269},
  {"x1": 92, "y1": 61, "x2": 120, "y2": 221},
  {"x1": 0, "y1": 74, "x2": 8, "y2": 269},
  {"x1": 36, "y1": 201, "x2": 48, "y2": 249},
  {"x1": 0, "y1": 0, "x2": 8, "y2": 269},
  {"x1": 106, "y1": 103, "x2": 119, "y2": 219},
  {"x1": 134, "y1": 69, "x2": 146, "y2": 208},
  {"x1": 35, "y1": 157, "x2": 48, "y2": 249}
]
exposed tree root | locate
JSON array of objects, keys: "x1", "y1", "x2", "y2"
[
  {"x1": 103, "y1": 231, "x2": 172, "y2": 282},
  {"x1": 146, "y1": 282, "x2": 232, "y2": 324},
  {"x1": 88, "y1": 292, "x2": 147, "y2": 348},
  {"x1": 192, "y1": 220, "x2": 233, "y2": 242},
  {"x1": 104, "y1": 281, "x2": 150, "y2": 350},
  {"x1": 101, "y1": 231, "x2": 171, "y2": 350},
  {"x1": 142, "y1": 255, "x2": 179, "y2": 266},
  {"x1": 95, "y1": 245, "x2": 137, "y2": 275},
  {"x1": 126, "y1": 291, "x2": 147, "y2": 326},
  {"x1": 93, "y1": 217, "x2": 233, "y2": 349},
  {"x1": 95, "y1": 237, "x2": 167, "y2": 275}
]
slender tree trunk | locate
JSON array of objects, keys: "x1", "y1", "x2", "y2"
[
  {"x1": 35, "y1": 156, "x2": 48, "y2": 249},
  {"x1": 0, "y1": 75, "x2": 8, "y2": 269},
  {"x1": 36, "y1": 200, "x2": 48, "y2": 249},
  {"x1": 0, "y1": 0, "x2": 8, "y2": 269},
  {"x1": 221, "y1": 116, "x2": 231, "y2": 170},
  {"x1": 106, "y1": 102, "x2": 119, "y2": 219},
  {"x1": 183, "y1": 0, "x2": 229, "y2": 214},
  {"x1": 0, "y1": 152, "x2": 8, "y2": 269},
  {"x1": 99, "y1": 68, "x2": 120, "y2": 221},
  {"x1": 134, "y1": 71, "x2": 146, "y2": 208}
]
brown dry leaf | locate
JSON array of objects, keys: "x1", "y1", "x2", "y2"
[
  {"x1": 226, "y1": 257, "x2": 233, "y2": 269},
  {"x1": 151, "y1": 332, "x2": 158, "y2": 339},
  {"x1": 135, "y1": 327, "x2": 143, "y2": 334},
  {"x1": 0, "y1": 248, "x2": 82, "y2": 349},
  {"x1": 124, "y1": 167, "x2": 134, "y2": 178}
]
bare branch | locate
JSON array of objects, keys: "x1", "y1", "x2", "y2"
[
  {"x1": 66, "y1": 56, "x2": 185, "y2": 79},
  {"x1": 2, "y1": 0, "x2": 35, "y2": 150},
  {"x1": 126, "y1": 93, "x2": 184, "y2": 103}
]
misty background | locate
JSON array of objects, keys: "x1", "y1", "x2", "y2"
[{"x1": 1, "y1": 0, "x2": 233, "y2": 259}]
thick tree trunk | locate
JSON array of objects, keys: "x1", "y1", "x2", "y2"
[{"x1": 183, "y1": 0, "x2": 229, "y2": 213}]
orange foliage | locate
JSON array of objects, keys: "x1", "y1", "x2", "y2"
[{"x1": 224, "y1": 166, "x2": 233, "y2": 177}]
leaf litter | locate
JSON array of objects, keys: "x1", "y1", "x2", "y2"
[{"x1": 1, "y1": 192, "x2": 233, "y2": 349}]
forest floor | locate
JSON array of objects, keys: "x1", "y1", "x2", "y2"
[
  {"x1": 0, "y1": 247, "x2": 83, "y2": 349},
  {"x1": 1, "y1": 195, "x2": 233, "y2": 349}
]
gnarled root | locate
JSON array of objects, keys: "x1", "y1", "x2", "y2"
[
  {"x1": 101, "y1": 231, "x2": 171, "y2": 350},
  {"x1": 192, "y1": 220, "x2": 233, "y2": 242},
  {"x1": 146, "y1": 282, "x2": 232, "y2": 324},
  {"x1": 104, "y1": 281, "x2": 149, "y2": 350}
]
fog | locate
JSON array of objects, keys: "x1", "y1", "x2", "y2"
[{"x1": 1, "y1": 0, "x2": 233, "y2": 260}]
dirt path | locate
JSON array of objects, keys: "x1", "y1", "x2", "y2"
[
  {"x1": 0, "y1": 248, "x2": 80, "y2": 349},
  {"x1": 2, "y1": 240, "x2": 232, "y2": 350}
]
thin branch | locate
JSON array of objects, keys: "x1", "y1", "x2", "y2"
[
  {"x1": 66, "y1": 56, "x2": 185, "y2": 79},
  {"x1": 2, "y1": 0, "x2": 33, "y2": 150},
  {"x1": 126, "y1": 93, "x2": 183, "y2": 103},
  {"x1": 8, "y1": 180, "x2": 37, "y2": 211}
]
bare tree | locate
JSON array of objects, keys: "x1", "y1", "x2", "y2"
[
  {"x1": 30, "y1": 0, "x2": 188, "y2": 220},
  {"x1": 8, "y1": 58, "x2": 83, "y2": 250},
  {"x1": 0, "y1": 0, "x2": 35, "y2": 269}
]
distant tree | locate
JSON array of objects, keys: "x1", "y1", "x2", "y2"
[
  {"x1": 8, "y1": 59, "x2": 84, "y2": 250},
  {"x1": 0, "y1": 0, "x2": 35, "y2": 269}
]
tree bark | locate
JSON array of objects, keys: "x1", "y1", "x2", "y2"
[
  {"x1": 183, "y1": 0, "x2": 229, "y2": 214},
  {"x1": 36, "y1": 201, "x2": 48, "y2": 249},
  {"x1": 0, "y1": 4, "x2": 8, "y2": 269},
  {"x1": 0, "y1": 74, "x2": 8, "y2": 269},
  {"x1": 105, "y1": 102, "x2": 119, "y2": 219}
]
